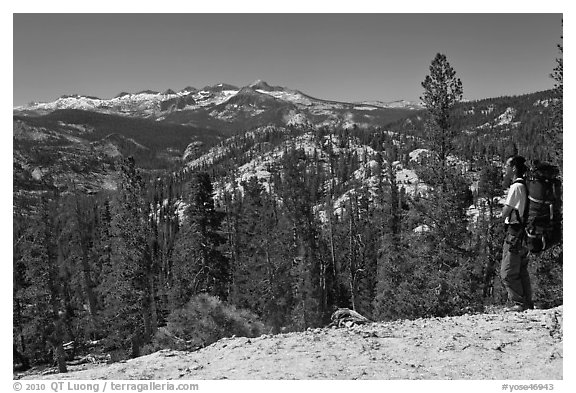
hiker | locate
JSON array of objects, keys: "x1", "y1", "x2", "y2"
[{"x1": 500, "y1": 155, "x2": 533, "y2": 312}]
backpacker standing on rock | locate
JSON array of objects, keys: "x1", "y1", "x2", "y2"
[{"x1": 501, "y1": 155, "x2": 534, "y2": 312}]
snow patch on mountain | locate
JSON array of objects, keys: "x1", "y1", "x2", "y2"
[
  {"x1": 192, "y1": 89, "x2": 239, "y2": 108},
  {"x1": 353, "y1": 106, "x2": 378, "y2": 111},
  {"x1": 21, "y1": 90, "x2": 187, "y2": 115},
  {"x1": 357, "y1": 100, "x2": 423, "y2": 110},
  {"x1": 255, "y1": 89, "x2": 312, "y2": 105},
  {"x1": 31, "y1": 96, "x2": 104, "y2": 112}
]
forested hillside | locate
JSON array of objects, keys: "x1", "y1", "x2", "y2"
[{"x1": 388, "y1": 89, "x2": 561, "y2": 167}]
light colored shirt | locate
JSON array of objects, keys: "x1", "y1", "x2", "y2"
[{"x1": 504, "y1": 179, "x2": 527, "y2": 224}]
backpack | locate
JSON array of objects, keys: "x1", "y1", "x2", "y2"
[{"x1": 523, "y1": 162, "x2": 562, "y2": 253}]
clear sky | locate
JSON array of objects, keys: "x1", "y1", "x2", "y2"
[{"x1": 13, "y1": 13, "x2": 562, "y2": 106}]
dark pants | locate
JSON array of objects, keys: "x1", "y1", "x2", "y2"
[{"x1": 500, "y1": 225, "x2": 532, "y2": 307}]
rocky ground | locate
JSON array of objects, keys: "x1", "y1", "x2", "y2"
[{"x1": 17, "y1": 306, "x2": 563, "y2": 380}]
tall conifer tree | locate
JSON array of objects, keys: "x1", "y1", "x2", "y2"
[
  {"x1": 171, "y1": 172, "x2": 230, "y2": 305},
  {"x1": 101, "y1": 157, "x2": 156, "y2": 358}
]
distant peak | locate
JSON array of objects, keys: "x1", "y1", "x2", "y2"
[
  {"x1": 250, "y1": 79, "x2": 267, "y2": 85},
  {"x1": 237, "y1": 86, "x2": 264, "y2": 95},
  {"x1": 114, "y1": 92, "x2": 131, "y2": 98},
  {"x1": 203, "y1": 83, "x2": 238, "y2": 92},
  {"x1": 180, "y1": 86, "x2": 197, "y2": 93},
  {"x1": 162, "y1": 89, "x2": 176, "y2": 95},
  {"x1": 136, "y1": 89, "x2": 159, "y2": 95},
  {"x1": 249, "y1": 80, "x2": 272, "y2": 90}
]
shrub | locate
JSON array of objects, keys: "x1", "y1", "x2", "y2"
[{"x1": 163, "y1": 294, "x2": 266, "y2": 349}]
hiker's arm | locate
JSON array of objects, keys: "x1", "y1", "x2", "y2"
[{"x1": 502, "y1": 204, "x2": 514, "y2": 222}]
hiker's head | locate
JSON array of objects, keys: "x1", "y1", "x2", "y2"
[{"x1": 505, "y1": 155, "x2": 528, "y2": 179}]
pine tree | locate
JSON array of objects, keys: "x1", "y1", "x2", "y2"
[
  {"x1": 420, "y1": 53, "x2": 463, "y2": 184},
  {"x1": 17, "y1": 194, "x2": 68, "y2": 372},
  {"x1": 477, "y1": 164, "x2": 505, "y2": 300},
  {"x1": 101, "y1": 157, "x2": 157, "y2": 358},
  {"x1": 13, "y1": 212, "x2": 28, "y2": 369},
  {"x1": 381, "y1": 53, "x2": 484, "y2": 317},
  {"x1": 226, "y1": 176, "x2": 295, "y2": 331},
  {"x1": 278, "y1": 148, "x2": 325, "y2": 328},
  {"x1": 92, "y1": 197, "x2": 112, "y2": 313},
  {"x1": 373, "y1": 150, "x2": 414, "y2": 320},
  {"x1": 346, "y1": 194, "x2": 361, "y2": 312},
  {"x1": 549, "y1": 34, "x2": 563, "y2": 169},
  {"x1": 69, "y1": 191, "x2": 99, "y2": 327},
  {"x1": 348, "y1": 187, "x2": 379, "y2": 318},
  {"x1": 228, "y1": 177, "x2": 265, "y2": 311},
  {"x1": 528, "y1": 36, "x2": 563, "y2": 307},
  {"x1": 171, "y1": 172, "x2": 230, "y2": 306}
]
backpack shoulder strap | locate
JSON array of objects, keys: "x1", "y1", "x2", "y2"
[
  {"x1": 511, "y1": 178, "x2": 528, "y2": 224},
  {"x1": 512, "y1": 178, "x2": 526, "y2": 186}
]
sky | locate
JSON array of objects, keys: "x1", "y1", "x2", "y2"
[{"x1": 12, "y1": 13, "x2": 562, "y2": 107}]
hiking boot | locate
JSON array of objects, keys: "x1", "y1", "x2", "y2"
[{"x1": 505, "y1": 304, "x2": 525, "y2": 313}]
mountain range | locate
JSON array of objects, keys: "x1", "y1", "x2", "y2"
[{"x1": 14, "y1": 80, "x2": 422, "y2": 133}]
